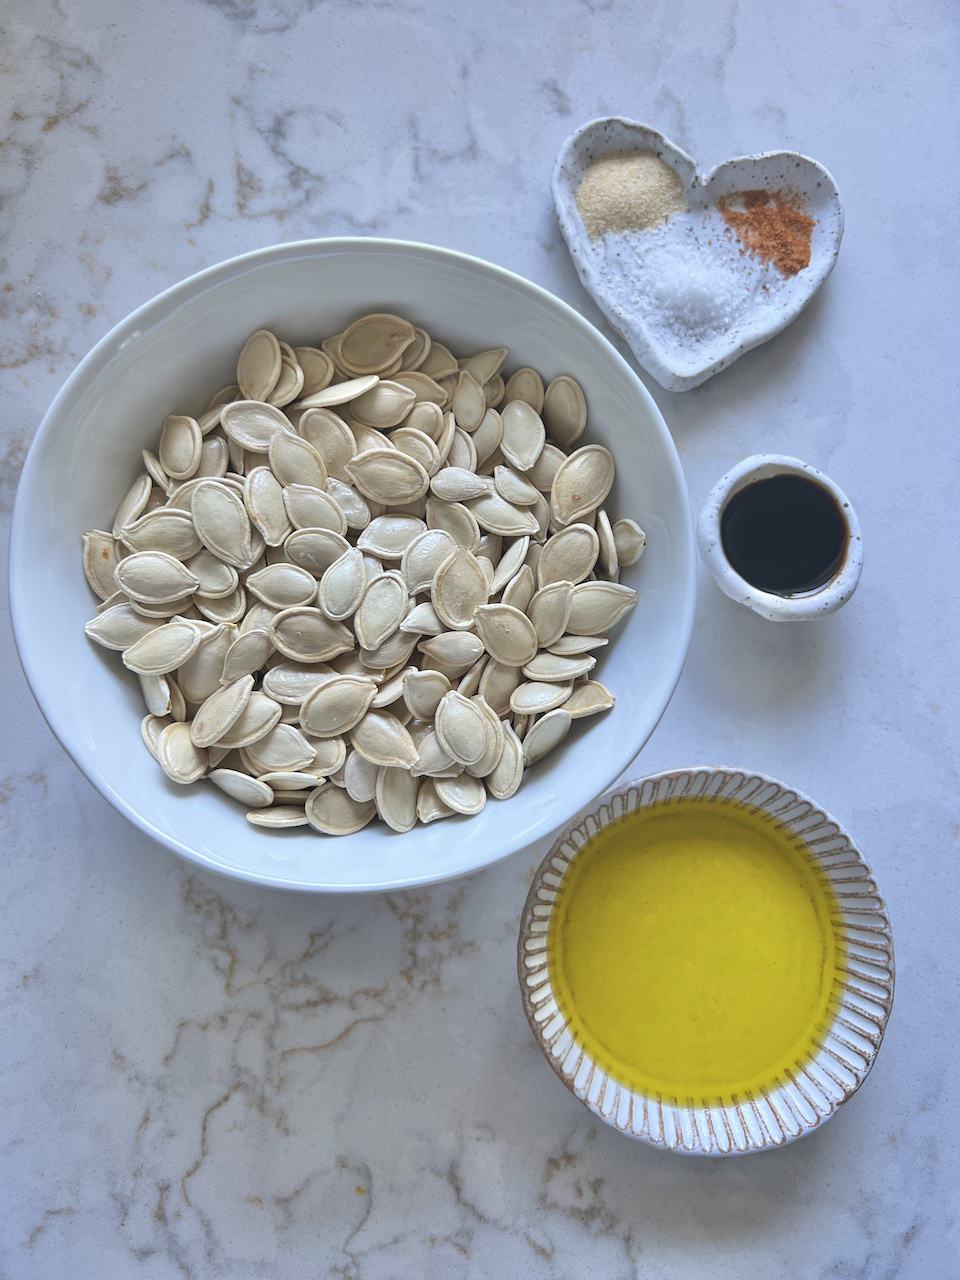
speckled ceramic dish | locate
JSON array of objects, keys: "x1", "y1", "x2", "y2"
[
  {"x1": 698, "y1": 454, "x2": 863, "y2": 621},
  {"x1": 518, "y1": 767, "x2": 894, "y2": 1156},
  {"x1": 553, "y1": 118, "x2": 843, "y2": 391}
]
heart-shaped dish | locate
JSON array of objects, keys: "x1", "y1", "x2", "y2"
[{"x1": 553, "y1": 118, "x2": 843, "y2": 391}]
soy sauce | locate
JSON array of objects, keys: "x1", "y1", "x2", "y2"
[{"x1": 720, "y1": 474, "x2": 847, "y2": 596}]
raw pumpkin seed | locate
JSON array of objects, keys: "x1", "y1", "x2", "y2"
[{"x1": 84, "y1": 317, "x2": 647, "y2": 834}]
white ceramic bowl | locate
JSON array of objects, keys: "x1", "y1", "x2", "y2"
[
  {"x1": 10, "y1": 239, "x2": 695, "y2": 893},
  {"x1": 518, "y1": 767, "x2": 894, "y2": 1155}
]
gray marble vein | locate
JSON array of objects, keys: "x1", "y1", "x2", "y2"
[{"x1": 1, "y1": 0, "x2": 958, "y2": 1275}]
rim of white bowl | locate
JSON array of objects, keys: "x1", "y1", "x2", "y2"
[
  {"x1": 518, "y1": 766, "x2": 894, "y2": 1155},
  {"x1": 9, "y1": 237, "x2": 697, "y2": 893},
  {"x1": 697, "y1": 454, "x2": 864, "y2": 621}
]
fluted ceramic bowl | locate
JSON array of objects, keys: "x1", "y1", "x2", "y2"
[
  {"x1": 10, "y1": 239, "x2": 695, "y2": 893},
  {"x1": 518, "y1": 767, "x2": 894, "y2": 1155}
]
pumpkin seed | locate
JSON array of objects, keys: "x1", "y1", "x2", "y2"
[
  {"x1": 283, "y1": 483, "x2": 347, "y2": 534},
  {"x1": 566, "y1": 581, "x2": 638, "y2": 634},
  {"x1": 242, "y1": 722, "x2": 315, "y2": 772},
  {"x1": 550, "y1": 445, "x2": 615, "y2": 526},
  {"x1": 319, "y1": 478, "x2": 369, "y2": 534},
  {"x1": 298, "y1": 408, "x2": 356, "y2": 480},
  {"x1": 246, "y1": 806, "x2": 309, "y2": 828},
  {"x1": 435, "y1": 772, "x2": 486, "y2": 815},
  {"x1": 85, "y1": 321, "x2": 644, "y2": 835},
  {"x1": 538, "y1": 524, "x2": 599, "y2": 588},
  {"x1": 460, "y1": 347, "x2": 508, "y2": 386},
  {"x1": 486, "y1": 721, "x2": 524, "y2": 798},
  {"x1": 473, "y1": 604, "x2": 538, "y2": 667},
  {"x1": 375, "y1": 766, "x2": 419, "y2": 832},
  {"x1": 177, "y1": 623, "x2": 233, "y2": 702},
  {"x1": 186, "y1": 550, "x2": 239, "y2": 599},
  {"x1": 500, "y1": 401, "x2": 546, "y2": 472},
  {"x1": 404, "y1": 400, "x2": 445, "y2": 440},
  {"x1": 318, "y1": 548, "x2": 366, "y2": 620},
  {"x1": 340, "y1": 313, "x2": 415, "y2": 375},
  {"x1": 543, "y1": 375, "x2": 587, "y2": 450},
  {"x1": 299, "y1": 675, "x2": 377, "y2": 737},
  {"x1": 358, "y1": 514, "x2": 426, "y2": 559},
  {"x1": 342, "y1": 749, "x2": 381, "y2": 803},
  {"x1": 267, "y1": 348, "x2": 304, "y2": 408},
  {"x1": 267, "y1": 431, "x2": 327, "y2": 489},
  {"x1": 215, "y1": 690, "x2": 282, "y2": 748},
  {"x1": 411, "y1": 730, "x2": 459, "y2": 778},
  {"x1": 391, "y1": 427, "x2": 441, "y2": 475},
  {"x1": 190, "y1": 675, "x2": 254, "y2": 748},
  {"x1": 350, "y1": 710, "x2": 419, "y2": 768},
  {"x1": 115, "y1": 550, "x2": 199, "y2": 605},
  {"x1": 82, "y1": 530, "x2": 120, "y2": 600},
  {"x1": 452, "y1": 369, "x2": 486, "y2": 432},
  {"x1": 564, "y1": 680, "x2": 616, "y2": 719},
  {"x1": 528, "y1": 443, "x2": 565, "y2": 493},
  {"x1": 529, "y1": 581, "x2": 574, "y2": 647},
  {"x1": 425, "y1": 497, "x2": 481, "y2": 551},
  {"x1": 159, "y1": 415, "x2": 202, "y2": 480},
  {"x1": 418, "y1": 631, "x2": 484, "y2": 671},
  {"x1": 285, "y1": 527, "x2": 350, "y2": 576},
  {"x1": 221, "y1": 627, "x2": 273, "y2": 683},
  {"x1": 193, "y1": 481, "x2": 254, "y2": 567},
  {"x1": 548, "y1": 634, "x2": 608, "y2": 656},
  {"x1": 263, "y1": 662, "x2": 335, "y2": 705},
  {"x1": 245, "y1": 562, "x2": 316, "y2": 609},
  {"x1": 510, "y1": 681, "x2": 572, "y2": 715},
  {"x1": 346, "y1": 449, "x2": 429, "y2": 505},
  {"x1": 493, "y1": 465, "x2": 538, "y2": 508},
  {"x1": 430, "y1": 467, "x2": 491, "y2": 503},
  {"x1": 522, "y1": 708, "x2": 572, "y2": 767},
  {"x1": 431, "y1": 547, "x2": 488, "y2": 630},
  {"x1": 420, "y1": 341, "x2": 458, "y2": 380},
  {"x1": 354, "y1": 571, "x2": 407, "y2": 650},
  {"x1": 500, "y1": 564, "x2": 535, "y2": 613},
  {"x1": 434, "y1": 691, "x2": 487, "y2": 766},
  {"x1": 400, "y1": 600, "x2": 445, "y2": 636},
  {"x1": 477, "y1": 659, "x2": 521, "y2": 716},
  {"x1": 157, "y1": 721, "x2": 208, "y2": 784},
  {"x1": 271, "y1": 607, "x2": 353, "y2": 663},
  {"x1": 113, "y1": 474, "x2": 153, "y2": 537},
  {"x1": 415, "y1": 779, "x2": 455, "y2": 824},
  {"x1": 489, "y1": 536, "x2": 529, "y2": 596},
  {"x1": 237, "y1": 329, "x2": 282, "y2": 400},
  {"x1": 305, "y1": 784, "x2": 376, "y2": 834},
  {"x1": 464, "y1": 695, "x2": 505, "y2": 778},
  {"x1": 350, "y1": 379, "x2": 417, "y2": 429},
  {"x1": 294, "y1": 346, "x2": 335, "y2": 396},
  {"x1": 468, "y1": 491, "x2": 539, "y2": 537},
  {"x1": 209, "y1": 768, "x2": 274, "y2": 807},
  {"x1": 295, "y1": 374, "x2": 379, "y2": 409},
  {"x1": 400, "y1": 327, "x2": 431, "y2": 372},
  {"x1": 613, "y1": 518, "x2": 646, "y2": 566},
  {"x1": 121, "y1": 508, "x2": 202, "y2": 559},
  {"x1": 522, "y1": 651, "x2": 596, "y2": 682}
]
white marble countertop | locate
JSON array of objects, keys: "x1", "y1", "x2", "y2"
[{"x1": 3, "y1": 0, "x2": 958, "y2": 1275}]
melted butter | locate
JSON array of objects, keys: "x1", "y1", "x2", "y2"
[{"x1": 547, "y1": 798, "x2": 846, "y2": 1105}]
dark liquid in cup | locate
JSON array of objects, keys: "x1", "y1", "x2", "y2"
[{"x1": 720, "y1": 474, "x2": 848, "y2": 596}]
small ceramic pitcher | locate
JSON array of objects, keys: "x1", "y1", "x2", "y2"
[{"x1": 697, "y1": 454, "x2": 863, "y2": 621}]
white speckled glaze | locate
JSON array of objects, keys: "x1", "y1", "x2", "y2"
[
  {"x1": 518, "y1": 767, "x2": 894, "y2": 1156},
  {"x1": 553, "y1": 118, "x2": 844, "y2": 391},
  {"x1": 697, "y1": 454, "x2": 863, "y2": 621}
]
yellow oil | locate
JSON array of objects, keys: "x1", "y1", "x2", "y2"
[{"x1": 547, "y1": 797, "x2": 846, "y2": 1105}]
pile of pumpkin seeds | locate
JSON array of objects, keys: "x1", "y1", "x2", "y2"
[{"x1": 82, "y1": 314, "x2": 646, "y2": 834}]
